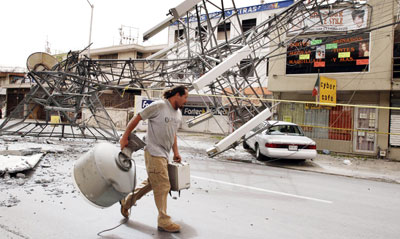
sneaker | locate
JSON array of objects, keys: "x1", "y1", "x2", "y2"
[
  {"x1": 157, "y1": 223, "x2": 181, "y2": 233},
  {"x1": 119, "y1": 200, "x2": 130, "y2": 219}
]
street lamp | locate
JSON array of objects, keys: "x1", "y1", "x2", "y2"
[{"x1": 86, "y1": 0, "x2": 94, "y2": 58}]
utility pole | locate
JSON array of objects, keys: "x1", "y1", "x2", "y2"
[{"x1": 86, "y1": 0, "x2": 94, "y2": 58}]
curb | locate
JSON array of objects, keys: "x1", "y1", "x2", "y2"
[{"x1": 222, "y1": 157, "x2": 400, "y2": 184}]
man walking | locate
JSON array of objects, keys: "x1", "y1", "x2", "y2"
[{"x1": 119, "y1": 85, "x2": 188, "y2": 233}]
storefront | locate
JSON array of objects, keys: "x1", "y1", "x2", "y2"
[{"x1": 275, "y1": 91, "x2": 387, "y2": 155}]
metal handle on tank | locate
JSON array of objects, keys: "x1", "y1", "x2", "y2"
[{"x1": 116, "y1": 152, "x2": 132, "y2": 171}]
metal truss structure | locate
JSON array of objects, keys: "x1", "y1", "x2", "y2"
[
  {"x1": 0, "y1": 51, "x2": 193, "y2": 140},
  {"x1": 0, "y1": 0, "x2": 369, "y2": 150}
]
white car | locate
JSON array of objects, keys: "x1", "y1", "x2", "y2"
[{"x1": 243, "y1": 121, "x2": 317, "y2": 161}]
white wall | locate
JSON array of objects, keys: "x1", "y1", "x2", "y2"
[
  {"x1": 181, "y1": 114, "x2": 232, "y2": 134},
  {"x1": 81, "y1": 107, "x2": 129, "y2": 130}
]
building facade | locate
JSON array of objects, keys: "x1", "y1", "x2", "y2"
[
  {"x1": 0, "y1": 67, "x2": 29, "y2": 118},
  {"x1": 268, "y1": 0, "x2": 400, "y2": 159}
]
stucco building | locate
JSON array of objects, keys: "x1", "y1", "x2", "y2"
[
  {"x1": 267, "y1": 0, "x2": 400, "y2": 159},
  {"x1": 0, "y1": 66, "x2": 29, "y2": 118}
]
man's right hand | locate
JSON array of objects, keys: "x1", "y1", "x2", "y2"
[
  {"x1": 120, "y1": 114, "x2": 142, "y2": 150},
  {"x1": 120, "y1": 137, "x2": 129, "y2": 150}
]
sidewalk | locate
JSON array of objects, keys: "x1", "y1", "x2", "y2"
[
  {"x1": 294, "y1": 154, "x2": 400, "y2": 184},
  {"x1": 231, "y1": 152, "x2": 400, "y2": 184}
]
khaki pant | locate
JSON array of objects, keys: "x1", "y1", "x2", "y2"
[{"x1": 122, "y1": 150, "x2": 172, "y2": 227}]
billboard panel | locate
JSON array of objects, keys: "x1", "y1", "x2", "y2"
[
  {"x1": 286, "y1": 33, "x2": 370, "y2": 74},
  {"x1": 287, "y1": 6, "x2": 369, "y2": 35}
]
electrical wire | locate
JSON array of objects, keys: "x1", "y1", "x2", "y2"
[
  {"x1": 96, "y1": 155, "x2": 137, "y2": 237},
  {"x1": 97, "y1": 218, "x2": 129, "y2": 237}
]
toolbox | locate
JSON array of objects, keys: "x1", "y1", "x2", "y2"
[{"x1": 168, "y1": 162, "x2": 190, "y2": 192}]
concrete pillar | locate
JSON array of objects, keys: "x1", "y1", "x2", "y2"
[{"x1": 377, "y1": 91, "x2": 390, "y2": 153}]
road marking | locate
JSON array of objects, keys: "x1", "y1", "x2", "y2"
[{"x1": 136, "y1": 165, "x2": 332, "y2": 204}]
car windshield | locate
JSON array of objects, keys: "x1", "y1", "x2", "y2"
[{"x1": 267, "y1": 125, "x2": 304, "y2": 136}]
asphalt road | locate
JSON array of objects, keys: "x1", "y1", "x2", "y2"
[{"x1": 1, "y1": 134, "x2": 400, "y2": 238}]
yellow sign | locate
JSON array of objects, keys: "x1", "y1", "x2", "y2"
[
  {"x1": 338, "y1": 52, "x2": 350, "y2": 58},
  {"x1": 319, "y1": 76, "x2": 336, "y2": 105},
  {"x1": 299, "y1": 54, "x2": 310, "y2": 60},
  {"x1": 283, "y1": 115, "x2": 292, "y2": 122},
  {"x1": 51, "y1": 115, "x2": 61, "y2": 124}
]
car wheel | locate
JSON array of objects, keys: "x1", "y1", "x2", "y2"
[
  {"x1": 243, "y1": 140, "x2": 250, "y2": 149},
  {"x1": 255, "y1": 143, "x2": 265, "y2": 161}
]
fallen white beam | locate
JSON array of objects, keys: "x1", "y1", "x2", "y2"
[
  {"x1": 186, "y1": 111, "x2": 213, "y2": 128},
  {"x1": 207, "y1": 108, "x2": 272, "y2": 156},
  {"x1": 44, "y1": 106, "x2": 76, "y2": 112},
  {"x1": 143, "y1": 15, "x2": 175, "y2": 41},
  {"x1": 143, "y1": 0, "x2": 202, "y2": 41},
  {"x1": 146, "y1": 42, "x2": 178, "y2": 60},
  {"x1": 193, "y1": 45, "x2": 251, "y2": 91}
]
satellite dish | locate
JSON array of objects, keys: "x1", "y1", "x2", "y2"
[{"x1": 26, "y1": 52, "x2": 59, "y2": 71}]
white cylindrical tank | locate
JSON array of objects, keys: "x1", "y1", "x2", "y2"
[{"x1": 72, "y1": 142, "x2": 136, "y2": 208}]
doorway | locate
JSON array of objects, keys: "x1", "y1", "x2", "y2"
[{"x1": 353, "y1": 107, "x2": 378, "y2": 153}]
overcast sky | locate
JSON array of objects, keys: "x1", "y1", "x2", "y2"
[{"x1": 0, "y1": 0, "x2": 280, "y2": 68}]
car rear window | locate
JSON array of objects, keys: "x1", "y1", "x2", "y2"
[{"x1": 268, "y1": 125, "x2": 304, "y2": 136}]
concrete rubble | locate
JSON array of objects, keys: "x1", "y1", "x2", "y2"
[
  {"x1": 0, "y1": 154, "x2": 43, "y2": 174},
  {"x1": 0, "y1": 139, "x2": 71, "y2": 174}
]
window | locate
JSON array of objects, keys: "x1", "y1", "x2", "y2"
[
  {"x1": 99, "y1": 53, "x2": 118, "y2": 67},
  {"x1": 174, "y1": 29, "x2": 184, "y2": 43},
  {"x1": 268, "y1": 125, "x2": 304, "y2": 136},
  {"x1": 137, "y1": 52, "x2": 143, "y2": 59},
  {"x1": 10, "y1": 76, "x2": 25, "y2": 84},
  {"x1": 217, "y1": 22, "x2": 231, "y2": 40},
  {"x1": 99, "y1": 53, "x2": 118, "y2": 59},
  {"x1": 239, "y1": 59, "x2": 254, "y2": 77},
  {"x1": 393, "y1": 38, "x2": 400, "y2": 78},
  {"x1": 242, "y1": 18, "x2": 257, "y2": 33},
  {"x1": 195, "y1": 25, "x2": 207, "y2": 41}
]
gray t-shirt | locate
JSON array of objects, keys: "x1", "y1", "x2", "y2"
[{"x1": 139, "y1": 99, "x2": 182, "y2": 159}]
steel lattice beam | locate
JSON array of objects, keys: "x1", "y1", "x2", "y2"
[{"x1": 0, "y1": 0, "x2": 370, "y2": 144}]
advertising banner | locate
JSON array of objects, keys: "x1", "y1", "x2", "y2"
[
  {"x1": 172, "y1": 0, "x2": 294, "y2": 25},
  {"x1": 288, "y1": 6, "x2": 369, "y2": 35},
  {"x1": 286, "y1": 33, "x2": 370, "y2": 74},
  {"x1": 134, "y1": 96, "x2": 227, "y2": 117},
  {"x1": 182, "y1": 106, "x2": 228, "y2": 116}
]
